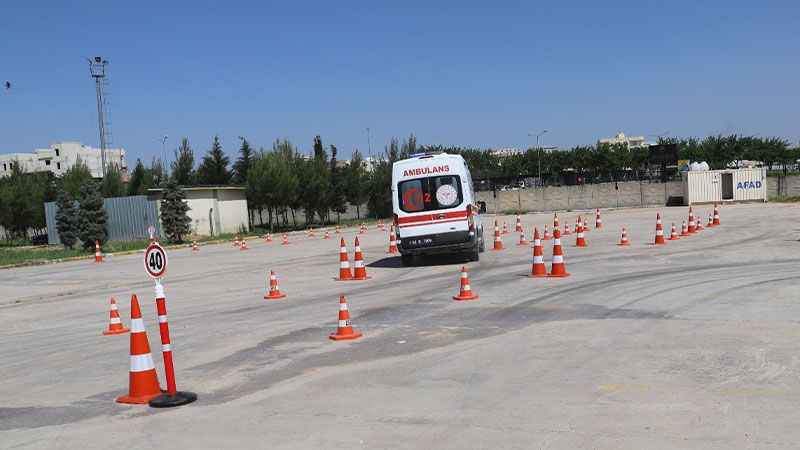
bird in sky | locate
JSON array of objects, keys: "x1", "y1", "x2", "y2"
[{"x1": 3, "y1": 81, "x2": 10, "y2": 91}]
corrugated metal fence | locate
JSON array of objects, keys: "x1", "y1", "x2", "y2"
[{"x1": 45, "y1": 195, "x2": 161, "y2": 245}]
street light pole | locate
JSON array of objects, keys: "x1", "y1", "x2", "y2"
[
  {"x1": 528, "y1": 130, "x2": 548, "y2": 186},
  {"x1": 160, "y1": 135, "x2": 168, "y2": 169}
]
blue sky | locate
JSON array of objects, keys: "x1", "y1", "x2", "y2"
[{"x1": 1, "y1": 1, "x2": 798, "y2": 165}]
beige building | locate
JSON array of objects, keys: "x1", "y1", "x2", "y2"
[
  {"x1": 148, "y1": 186, "x2": 249, "y2": 237},
  {"x1": 598, "y1": 132, "x2": 649, "y2": 149},
  {"x1": 0, "y1": 141, "x2": 127, "y2": 178}
]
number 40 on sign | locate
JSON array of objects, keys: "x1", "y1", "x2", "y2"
[{"x1": 144, "y1": 243, "x2": 168, "y2": 279}]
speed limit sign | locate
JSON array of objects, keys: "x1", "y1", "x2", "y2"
[{"x1": 144, "y1": 243, "x2": 168, "y2": 279}]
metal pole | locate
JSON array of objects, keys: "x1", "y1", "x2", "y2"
[
  {"x1": 537, "y1": 134, "x2": 541, "y2": 185},
  {"x1": 94, "y1": 77, "x2": 106, "y2": 177},
  {"x1": 366, "y1": 127, "x2": 372, "y2": 159}
]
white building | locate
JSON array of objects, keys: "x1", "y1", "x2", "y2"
[
  {"x1": 490, "y1": 147, "x2": 523, "y2": 158},
  {"x1": 598, "y1": 132, "x2": 649, "y2": 149},
  {"x1": 0, "y1": 141, "x2": 127, "y2": 178}
]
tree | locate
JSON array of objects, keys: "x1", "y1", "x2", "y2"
[
  {"x1": 55, "y1": 190, "x2": 79, "y2": 248},
  {"x1": 77, "y1": 181, "x2": 108, "y2": 249},
  {"x1": 149, "y1": 157, "x2": 168, "y2": 187},
  {"x1": 171, "y1": 137, "x2": 195, "y2": 185},
  {"x1": 101, "y1": 163, "x2": 126, "y2": 198},
  {"x1": 127, "y1": 159, "x2": 147, "y2": 196},
  {"x1": 196, "y1": 136, "x2": 232, "y2": 185},
  {"x1": 0, "y1": 166, "x2": 55, "y2": 239},
  {"x1": 60, "y1": 157, "x2": 93, "y2": 198},
  {"x1": 233, "y1": 137, "x2": 254, "y2": 185},
  {"x1": 344, "y1": 149, "x2": 368, "y2": 218},
  {"x1": 159, "y1": 181, "x2": 192, "y2": 243},
  {"x1": 328, "y1": 145, "x2": 347, "y2": 221}
]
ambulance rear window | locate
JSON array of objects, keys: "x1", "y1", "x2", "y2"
[{"x1": 398, "y1": 175, "x2": 463, "y2": 213}]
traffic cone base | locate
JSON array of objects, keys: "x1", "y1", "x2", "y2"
[
  {"x1": 265, "y1": 291, "x2": 286, "y2": 300},
  {"x1": 103, "y1": 327, "x2": 129, "y2": 336},
  {"x1": 453, "y1": 292, "x2": 479, "y2": 301},
  {"x1": 329, "y1": 330, "x2": 363, "y2": 340}
]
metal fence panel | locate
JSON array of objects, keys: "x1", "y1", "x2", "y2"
[{"x1": 45, "y1": 195, "x2": 161, "y2": 245}]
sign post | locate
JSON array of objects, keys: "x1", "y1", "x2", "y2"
[{"x1": 143, "y1": 243, "x2": 197, "y2": 408}]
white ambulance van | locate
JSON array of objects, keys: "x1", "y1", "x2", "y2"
[{"x1": 391, "y1": 153, "x2": 485, "y2": 266}]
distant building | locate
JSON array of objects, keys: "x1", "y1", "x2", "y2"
[
  {"x1": 598, "y1": 132, "x2": 649, "y2": 149},
  {"x1": 490, "y1": 147, "x2": 523, "y2": 159},
  {"x1": 0, "y1": 141, "x2": 127, "y2": 178}
]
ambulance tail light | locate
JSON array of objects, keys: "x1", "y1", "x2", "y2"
[
  {"x1": 393, "y1": 213, "x2": 399, "y2": 229},
  {"x1": 467, "y1": 206, "x2": 475, "y2": 232}
]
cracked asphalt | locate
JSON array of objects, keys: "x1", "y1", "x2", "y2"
[{"x1": 1, "y1": 202, "x2": 799, "y2": 449}]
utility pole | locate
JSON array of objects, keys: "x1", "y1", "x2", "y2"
[
  {"x1": 88, "y1": 57, "x2": 110, "y2": 177},
  {"x1": 528, "y1": 130, "x2": 548, "y2": 186}
]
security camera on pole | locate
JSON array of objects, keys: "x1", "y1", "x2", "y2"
[{"x1": 143, "y1": 242, "x2": 197, "y2": 408}]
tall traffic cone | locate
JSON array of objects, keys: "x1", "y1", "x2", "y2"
[
  {"x1": 191, "y1": 241, "x2": 199, "y2": 252},
  {"x1": 336, "y1": 238, "x2": 353, "y2": 281},
  {"x1": 116, "y1": 294, "x2": 162, "y2": 404},
  {"x1": 712, "y1": 204, "x2": 720, "y2": 226},
  {"x1": 329, "y1": 295, "x2": 362, "y2": 340},
  {"x1": 595, "y1": 209, "x2": 603, "y2": 229},
  {"x1": 103, "y1": 297, "x2": 129, "y2": 335},
  {"x1": 502, "y1": 222, "x2": 510, "y2": 235},
  {"x1": 492, "y1": 220, "x2": 504, "y2": 251},
  {"x1": 563, "y1": 222, "x2": 572, "y2": 236},
  {"x1": 687, "y1": 207, "x2": 696, "y2": 234},
  {"x1": 582, "y1": 215, "x2": 590, "y2": 232},
  {"x1": 553, "y1": 213, "x2": 560, "y2": 230},
  {"x1": 324, "y1": 230, "x2": 331, "y2": 239},
  {"x1": 654, "y1": 213, "x2": 666, "y2": 245},
  {"x1": 94, "y1": 240, "x2": 103, "y2": 263},
  {"x1": 453, "y1": 266, "x2": 479, "y2": 300},
  {"x1": 240, "y1": 239, "x2": 249, "y2": 250},
  {"x1": 264, "y1": 270, "x2": 286, "y2": 300},
  {"x1": 387, "y1": 225, "x2": 398, "y2": 254},
  {"x1": 542, "y1": 224, "x2": 551, "y2": 241},
  {"x1": 668, "y1": 223, "x2": 680, "y2": 240},
  {"x1": 617, "y1": 228, "x2": 630, "y2": 246},
  {"x1": 680, "y1": 221, "x2": 690, "y2": 237},
  {"x1": 517, "y1": 231, "x2": 529, "y2": 246},
  {"x1": 530, "y1": 228, "x2": 547, "y2": 277},
  {"x1": 281, "y1": 234, "x2": 289, "y2": 245},
  {"x1": 695, "y1": 216, "x2": 704, "y2": 232},
  {"x1": 548, "y1": 228, "x2": 570, "y2": 277},
  {"x1": 352, "y1": 237, "x2": 370, "y2": 280},
  {"x1": 575, "y1": 218, "x2": 587, "y2": 247},
  {"x1": 515, "y1": 215, "x2": 523, "y2": 232}
]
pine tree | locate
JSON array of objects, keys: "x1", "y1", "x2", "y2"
[
  {"x1": 101, "y1": 163, "x2": 126, "y2": 198},
  {"x1": 55, "y1": 190, "x2": 79, "y2": 248},
  {"x1": 60, "y1": 157, "x2": 93, "y2": 198},
  {"x1": 77, "y1": 181, "x2": 108, "y2": 249},
  {"x1": 159, "y1": 181, "x2": 192, "y2": 243},
  {"x1": 196, "y1": 136, "x2": 232, "y2": 185},
  {"x1": 127, "y1": 159, "x2": 146, "y2": 196},
  {"x1": 345, "y1": 149, "x2": 368, "y2": 218},
  {"x1": 328, "y1": 144, "x2": 346, "y2": 220},
  {"x1": 233, "y1": 137, "x2": 254, "y2": 185},
  {"x1": 171, "y1": 137, "x2": 196, "y2": 186},
  {"x1": 150, "y1": 157, "x2": 168, "y2": 187}
]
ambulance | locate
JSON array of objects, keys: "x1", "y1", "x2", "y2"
[{"x1": 392, "y1": 153, "x2": 485, "y2": 266}]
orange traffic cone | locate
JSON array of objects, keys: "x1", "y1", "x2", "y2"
[
  {"x1": 502, "y1": 222, "x2": 510, "y2": 235},
  {"x1": 517, "y1": 231, "x2": 529, "y2": 246},
  {"x1": 530, "y1": 228, "x2": 547, "y2": 277},
  {"x1": 336, "y1": 238, "x2": 353, "y2": 281},
  {"x1": 680, "y1": 221, "x2": 690, "y2": 237},
  {"x1": 94, "y1": 240, "x2": 103, "y2": 263},
  {"x1": 387, "y1": 225, "x2": 398, "y2": 254},
  {"x1": 308, "y1": 227, "x2": 315, "y2": 238},
  {"x1": 359, "y1": 223, "x2": 366, "y2": 234},
  {"x1": 102, "y1": 297, "x2": 129, "y2": 335},
  {"x1": 265, "y1": 233, "x2": 273, "y2": 243},
  {"x1": 352, "y1": 237, "x2": 370, "y2": 280},
  {"x1": 233, "y1": 236, "x2": 240, "y2": 247},
  {"x1": 712, "y1": 204, "x2": 720, "y2": 226},
  {"x1": 116, "y1": 294, "x2": 162, "y2": 404},
  {"x1": 595, "y1": 209, "x2": 602, "y2": 229},
  {"x1": 669, "y1": 223, "x2": 680, "y2": 240},
  {"x1": 492, "y1": 220, "x2": 504, "y2": 251},
  {"x1": 515, "y1": 215, "x2": 523, "y2": 232},
  {"x1": 575, "y1": 218, "x2": 587, "y2": 247},
  {"x1": 453, "y1": 266, "x2": 479, "y2": 300},
  {"x1": 548, "y1": 228, "x2": 570, "y2": 277},
  {"x1": 695, "y1": 216, "x2": 704, "y2": 232},
  {"x1": 191, "y1": 241, "x2": 199, "y2": 252},
  {"x1": 335, "y1": 225, "x2": 342, "y2": 234},
  {"x1": 329, "y1": 295, "x2": 362, "y2": 340},
  {"x1": 654, "y1": 213, "x2": 666, "y2": 245},
  {"x1": 563, "y1": 222, "x2": 571, "y2": 236},
  {"x1": 553, "y1": 213, "x2": 560, "y2": 230},
  {"x1": 707, "y1": 215, "x2": 713, "y2": 228},
  {"x1": 324, "y1": 230, "x2": 331, "y2": 239},
  {"x1": 240, "y1": 239, "x2": 249, "y2": 250},
  {"x1": 617, "y1": 227, "x2": 630, "y2": 246},
  {"x1": 264, "y1": 270, "x2": 286, "y2": 300},
  {"x1": 542, "y1": 224, "x2": 551, "y2": 241},
  {"x1": 281, "y1": 234, "x2": 289, "y2": 245},
  {"x1": 688, "y1": 207, "x2": 697, "y2": 234}
]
